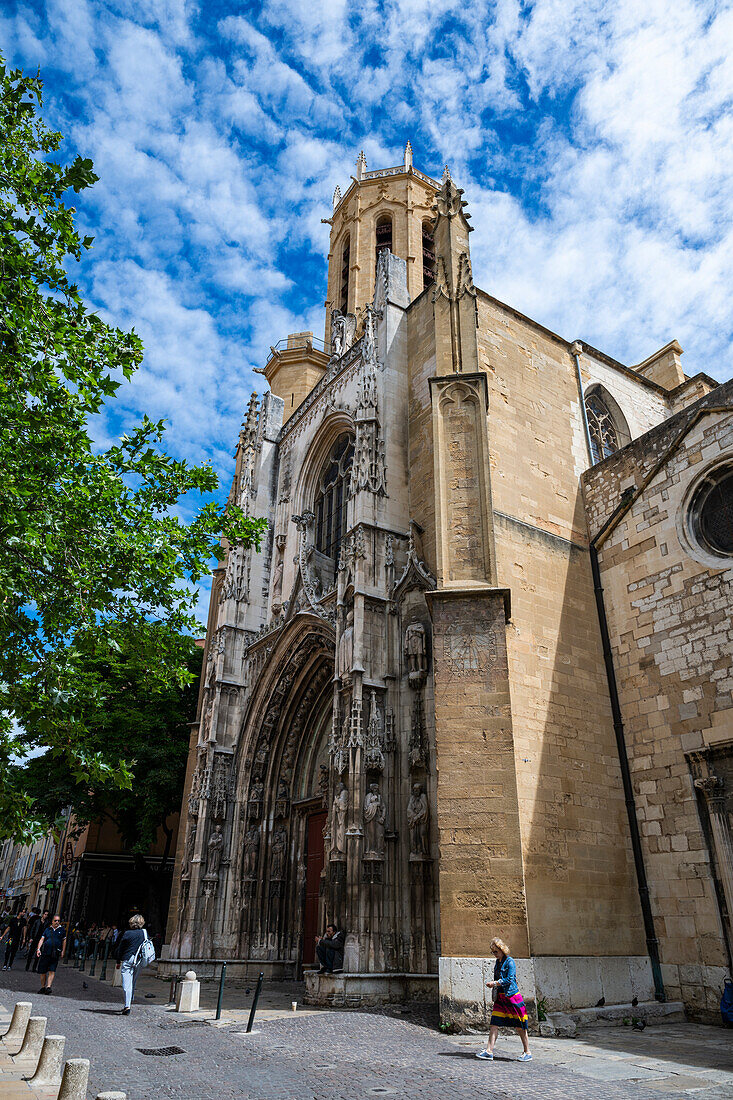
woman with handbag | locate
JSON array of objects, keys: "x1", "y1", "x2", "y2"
[
  {"x1": 476, "y1": 937, "x2": 532, "y2": 1062},
  {"x1": 36, "y1": 915, "x2": 67, "y2": 995}
]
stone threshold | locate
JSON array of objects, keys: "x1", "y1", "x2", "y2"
[{"x1": 304, "y1": 970, "x2": 438, "y2": 1007}]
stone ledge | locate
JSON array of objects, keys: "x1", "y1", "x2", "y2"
[
  {"x1": 550, "y1": 1000, "x2": 686, "y2": 1031},
  {"x1": 304, "y1": 971, "x2": 437, "y2": 1007}
]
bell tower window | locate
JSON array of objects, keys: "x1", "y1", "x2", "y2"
[
  {"x1": 315, "y1": 433, "x2": 355, "y2": 564},
  {"x1": 375, "y1": 215, "x2": 392, "y2": 274},
  {"x1": 340, "y1": 236, "x2": 350, "y2": 314},
  {"x1": 422, "y1": 219, "x2": 435, "y2": 288}
]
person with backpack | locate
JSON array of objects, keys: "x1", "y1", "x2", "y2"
[{"x1": 114, "y1": 913, "x2": 156, "y2": 1015}]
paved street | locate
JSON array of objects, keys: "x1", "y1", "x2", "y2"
[{"x1": 1, "y1": 961, "x2": 732, "y2": 1099}]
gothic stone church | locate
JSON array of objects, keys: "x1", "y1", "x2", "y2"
[{"x1": 164, "y1": 147, "x2": 733, "y2": 1025}]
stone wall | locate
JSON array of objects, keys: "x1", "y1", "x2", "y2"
[{"x1": 583, "y1": 395, "x2": 733, "y2": 1020}]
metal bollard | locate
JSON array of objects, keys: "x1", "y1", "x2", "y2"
[
  {"x1": 79, "y1": 938, "x2": 88, "y2": 973},
  {"x1": 246, "y1": 971, "x2": 264, "y2": 1033},
  {"x1": 99, "y1": 936, "x2": 111, "y2": 981},
  {"x1": 89, "y1": 937, "x2": 99, "y2": 977},
  {"x1": 215, "y1": 961, "x2": 227, "y2": 1021}
]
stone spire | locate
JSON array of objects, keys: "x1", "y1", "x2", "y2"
[
  {"x1": 356, "y1": 150, "x2": 367, "y2": 181},
  {"x1": 404, "y1": 140, "x2": 413, "y2": 169},
  {"x1": 431, "y1": 173, "x2": 478, "y2": 375},
  {"x1": 332, "y1": 184, "x2": 342, "y2": 210}
]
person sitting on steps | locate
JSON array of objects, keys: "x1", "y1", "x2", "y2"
[{"x1": 315, "y1": 923, "x2": 345, "y2": 973}]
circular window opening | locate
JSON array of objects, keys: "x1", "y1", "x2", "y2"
[{"x1": 690, "y1": 466, "x2": 733, "y2": 558}]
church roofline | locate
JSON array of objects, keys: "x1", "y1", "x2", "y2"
[{"x1": 474, "y1": 287, "x2": 675, "y2": 396}]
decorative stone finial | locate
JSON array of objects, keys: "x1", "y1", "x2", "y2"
[
  {"x1": 332, "y1": 184, "x2": 342, "y2": 210},
  {"x1": 404, "y1": 140, "x2": 413, "y2": 168},
  {"x1": 442, "y1": 164, "x2": 451, "y2": 182},
  {"x1": 356, "y1": 150, "x2": 367, "y2": 180}
]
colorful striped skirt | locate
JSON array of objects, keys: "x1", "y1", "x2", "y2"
[{"x1": 490, "y1": 990, "x2": 529, "y2": 1029}]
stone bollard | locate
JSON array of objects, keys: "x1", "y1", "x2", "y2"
[
  {"x1": 29, "y1": 1034, "x2": 66, "y2": 1086},
  {"x1": 1, "y1": 1001, "x2": 32, "y2": 1048},
  {"x1": 58, "y1": 1058, "x2": 90, "y2": 1100},
  {"x1": 95, "y1": 1093, "x2": 127, "y2": 1099},
  {"x1": 16, "y1": 1015, "x2": 46, "y2": 1063},
  {"x1": 175, "y1": 970, "x2": 200, "y2": 1013}
]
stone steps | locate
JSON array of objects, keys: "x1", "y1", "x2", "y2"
[{"x1": 545, "y1": 999, "x2": 686, "y2": 1036}]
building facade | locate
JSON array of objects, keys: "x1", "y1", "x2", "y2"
[{"x1": 164, "y1": 147, "x2": 732, "y2": 1025}]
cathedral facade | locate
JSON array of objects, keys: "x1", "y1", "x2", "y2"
[{"x1": 164, "y1": 147, "x2": 733, "y2": 1026}]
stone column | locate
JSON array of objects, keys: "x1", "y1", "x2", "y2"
[{"x1": 695, "y1": 772, "x2": 733, "y2": 941}]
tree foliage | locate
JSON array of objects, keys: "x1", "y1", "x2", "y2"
[
  {"x1": 19, "y1": 630, "x2": 202, "y2": 854},
  {"x1": 0, "y1": 58, "x2": 266, "y2": 839}
]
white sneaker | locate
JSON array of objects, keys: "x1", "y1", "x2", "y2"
[
  {"x1": 519, "y1": 1052, "x2": 532, "y2": 1061},
  {"x1": 476, "y1": 1050, "x2": 493, "y2": 1060}
]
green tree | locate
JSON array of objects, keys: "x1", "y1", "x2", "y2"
[
  {"x1": 18, "y1": 628, "x2": 201, "y2": 856},
  {"x1": 0, "y1": 58, "x2": 266, "y2": 840}
]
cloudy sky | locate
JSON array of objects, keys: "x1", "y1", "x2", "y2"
[{"x1": 3, "y1": 1, "x2": 733, "y2": 554}]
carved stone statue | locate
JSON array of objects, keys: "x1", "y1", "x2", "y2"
[
  {"x1": 270, "y1": 825, "x2": 288, "y2": 881},
  {"x1": 363, "y1": 783, "x2": 386, "y2": 858},
  {"x1": 206, "y1": 824, "x2": 224, "y2": 878},
  {"x1": 211, "y1": 757, "x2": 230, "y2": 821},
  {"x1": 407, "y1": 783, "x2": 430, "y2": 857},
  {"x1": 337, "y1": 609, "x2": 354, "y2": 680},
  {"x1": 330, "y1": 309, "x2": 356, "y2": 359},
  {"x1": 404, "y1": 621, "x2": 428, "y2": 684},
  {"x1": 332, "y1": 782, "x2": 349, "y2": 856},
  {"x1": 243, "y1": 825, "x2": 260, "y2": 879},
  {"x1": 181, "y1": 820, "x2": 196, "y2": 879},
  {"x1": 318, "y1": 763, "x2": 329, "y2": 804}
]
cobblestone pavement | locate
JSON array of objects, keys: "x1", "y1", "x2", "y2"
[{"x1": 1, "y1": 960, "x2": 732, "y2": 1100}]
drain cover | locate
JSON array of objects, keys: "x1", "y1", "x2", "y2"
[{"x1": 137, "y1": 1046, "x2": 186, "y2": 1057}]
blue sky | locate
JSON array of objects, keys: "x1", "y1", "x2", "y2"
[{"x1": 3, "y1": 0, "x2": 733, "y2": 616}]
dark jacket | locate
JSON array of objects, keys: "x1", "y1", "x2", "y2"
[
  {"x1": 320, "y1": 929, "x2": 345, "y2": 958},
  {"x1": 115, "y1": 929, "x2": 146, "y2": 963}
]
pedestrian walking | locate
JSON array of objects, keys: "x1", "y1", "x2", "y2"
[
  {"x1": 36, "y1": 915, "x2": 67, "y2": 995},
  {"x1": 0, "y1": 914, "x2": 24, "y2": 970},
  {"x1": 476, "y1": 937, "x2": 532, "y2": 1062},
  {"x1": 25, "y1": 909, "x2": 48, "y2": 972},
  {"x1": 115, "y1": 913, "x2": 155, "y2": 1015}
]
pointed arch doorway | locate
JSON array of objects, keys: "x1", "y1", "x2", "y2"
[{"x1": 233, "y1": 617, "x2": 335, "y2": 976}]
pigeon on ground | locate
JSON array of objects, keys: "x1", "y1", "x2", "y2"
[
  {"x1": 82, "y1": 981, "x2": 88, "y2": 990},
  {"x1": 633, "y1": 1019, "x2": 646, "y2": 1031},
  {"x1": 631, "y1": 996, "x2": 639, "y2": 1006},
  {"x1": 595, "y1": 997, "x2": 605, "y2": 1007},
  {"x1": 145, "y1": 993, "x2": 156, "y2": 999}
]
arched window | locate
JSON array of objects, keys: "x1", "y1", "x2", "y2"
[
  {"x1": 586, "y1": 393, "x2": 619, "y2": 463},
  {"x1": 314, "y1": 433, "x2": 354, "y2": 563},
  {"x1": 422, "y1": 219, "x2": 435, "y2": 288},
  {"x1": 585, "y1": 387, "x2": 630, "y2": 464},
  {"x1": 375, "y1": 214, "x2": 392, "y2": 274},
  {"x1": 339, "y1": 235, "x2": 350, "y2": 314}
]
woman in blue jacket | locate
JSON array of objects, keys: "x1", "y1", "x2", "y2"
[{"x1": 476, "y1": 937, "x2": 532, "y2": 1062}]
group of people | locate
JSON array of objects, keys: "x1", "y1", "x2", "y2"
[{"x1": 0, "y1": 908, "x2": 157, "y2": 1014}]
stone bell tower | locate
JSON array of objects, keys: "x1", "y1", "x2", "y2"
[{"x1": 323, "y1": 142, "x2": 440, "y2": 345}]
